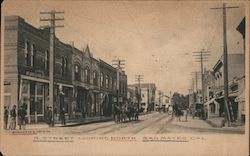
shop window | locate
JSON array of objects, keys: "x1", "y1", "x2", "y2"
[{"x1": 36, "y1": 83, "x2": 44, "y2": 115}]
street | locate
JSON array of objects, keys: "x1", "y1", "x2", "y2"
[{"x1": 43, "y1": 112, "x2": 244, "y2": 135}]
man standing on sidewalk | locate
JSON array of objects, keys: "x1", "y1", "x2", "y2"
[
  {"x1": 9, "y1": 105, "x2": 17, "y2": 130},
  {"x1": 47, "y1": 106, "x2": 52, "y2": 127},
  {"x1": 61, "y1": 107, "x2": 66, "y2": 125},
  {"x1": 4, "y1": 106, "x2": 9, "y2": 130},
  {"x1": 18, "y1": 105, "x2": 27, "y2": 130}
]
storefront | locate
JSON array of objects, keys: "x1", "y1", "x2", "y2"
[{"x1": 20, "y1": 76, "x2": 49, "y2": 123}]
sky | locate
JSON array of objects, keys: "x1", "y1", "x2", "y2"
[{"x1": 2, "y1": 0, "x2": 246, "y2": 95}]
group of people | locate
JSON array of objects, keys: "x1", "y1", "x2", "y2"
[
  {"x1": 4, "y1": 104, "x2": 27, "y2": 130},
  {"x1": 113, "y1": 105, "x2": 139, "y2": 123},
  {"x1": 172, "y1": 104, "x2": 189, "y2": 122}
]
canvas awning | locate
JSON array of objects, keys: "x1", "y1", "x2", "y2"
[
  {"x1": 204, "y1": 98, "x2": 219, "y2": 106},
  {"x1": 235, "y1": 90, "x2": 245, "y2": 102}
]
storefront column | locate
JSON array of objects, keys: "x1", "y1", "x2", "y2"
[
  {"x1": 27, "y1": 82, "x2": 31, "y2": 124},
  {"x1": 34, "y1": 82, "x2": 38, "y2": 123},
  {"x1": 237, "y1": 101, "x2": 242, "y2": 122}
]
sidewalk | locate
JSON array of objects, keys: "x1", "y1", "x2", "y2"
[
  {"x1": 25, "y1": 116, "x2": 113, "y2": 130},
  {"x1": 25, "y1": 112, "x2": 153, "y2": 130},
  {"x1": 171, "y1": 115, "x2": 245, "y2": 134},
  {"x1": 205, "y1": 116, "x2": 245, "y2": 132}
]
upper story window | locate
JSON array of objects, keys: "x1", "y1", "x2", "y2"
[
  {"x1": 64, "y1": 58, "x2": 68, "y2": 76},
  {"x1": 74, "y1": 64, "x2": 81, "y2": 81},
  {"x1": 110, "y1": 77, "x2": 113, "y2": 89},
  {"x1": 44, "y1": 50, "x2": 49, "y2": 71},
  {"x1": 61, "y1": 57, "x2": 65, "y2": 77},
  {"x1": 93, "y1": 71, "x2": 98, "y2": 86},
  {"x1": 105, "y1": 75, "x2": 109, "y2": 89},
  {"x1": 61, "y1": 57, "x2": 68, "y2": 77},
  {"x1": 84, "y1": 68, "x2": 90, "y2": 83},
  {"x1": 25, "y1": 41, "x2": 31, "y2": 66},
  {"x1": 31, "y1": 44, "x2": 36, "y2": 67},
  {"x1": 101, "y1": 73, "x2": 104, "y2": 87},
  {"x1": 114, "y1": 79, "x2": 117, "y2": 90}
]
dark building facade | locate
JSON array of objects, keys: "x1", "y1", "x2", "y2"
[{"x1": 4, "y1": 16, "x2": 127, "y2": 124}]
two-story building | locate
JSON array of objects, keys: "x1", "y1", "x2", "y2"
[{"x1": 3, "y1": 15, "x2": 127, "y2": 124}]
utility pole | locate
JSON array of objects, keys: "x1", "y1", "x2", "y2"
[
  {"x1": 135, "y1": 75, "x2": 143, "y2": 111},
  {"x1": 191, "y1": 71, "x2": 201, "y2": 93},
  {"x1": 191, "y1": 71, "x2": 201, "y2": 103},
  {"x1": 211, "y1": 3, "x2": 239, "y2": 126},
  {"x1": 40, "y1": 10, "x2": 64, "y2": 127},
  {"x1": 193, "y1": 49, "x2": 210, "y2": 104},
  {"x1": 112, "y1": 58, "x2": 125, "y2": 113}
]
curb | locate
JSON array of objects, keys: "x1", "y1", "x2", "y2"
[
  {"x1": 205, "y1": 120, "x2": 222, "y2": 128},
  {"x1": 58, "y1": 118, "x2": 114, "y2": 127}
]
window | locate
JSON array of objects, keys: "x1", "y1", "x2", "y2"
[
  {"x1": 31, "y1": 44, "x2": 36, "y2": 67},
  {"x1": 25, "y1": 41, "x2": 31, "y2": 66},
  {"x1": 61, "y1": 57, "x2": 68, "y2": 77},
  {"x1": 61, "y1": 57, "x2": 65, "y2": 77},
  {"x1": 36, "y1": 83, "x2": 44, "y2": 115},
  {"x1": 106, "y1": 75, "x2": 109, "y2": 89},
  {"x1": 93, "y1": 71, "x2": 98, "y2": 86},
  {"x1": 45, "y1": 50, "x2": 49, "y2": 71},
  {"x1": 64, "y1": 58, "x2": 68, "y2": 76},
  {"x1": 75, "y1": 64, "x2": 81, "y2": 81},
  {"x1": 101, "y1": 73, "x2": 104, "y2": 87},
  {"x1": 114, "y1": 79, "x2": 117, "y2": 90},
  {"x1": 110, "y1": 77, "x2": 113, "y2": 89},
  {"x1": 84, "y1": 68, "x2": 90, "y2": 83}
]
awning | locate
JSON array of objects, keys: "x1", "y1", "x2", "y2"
[
  {"x1": 204, "y1": 98, "x2": 221, "y2": 107},
  {"x1": 235, "y1": 90, "x2": 245, "y2": 102},
  {"x1": 216, "y1": 92, "x2": 238, "y2": 99}
]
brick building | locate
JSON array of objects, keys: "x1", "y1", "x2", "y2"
[{"x1": 3, "y1": 16, "x2": 127, "y2": 124}]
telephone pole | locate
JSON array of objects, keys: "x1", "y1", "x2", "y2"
[
  {"x1": 190, "y1": 71, "x2": 201, "y2": 93},
  {"x1": 40, "y1": 10, "x2": 64, "y2": 126},
  {"x1": 193, "y1": 49, "x2": 210, "y2": 104},
  {"x1": 135, "y1": 75, "x2": 143, "y2": 111},
  {"x1": 211, "y1": 3, "x2": 239, "y2": 126},
  {"x1": 191, "y1": 71, "x2": 201, "y2": 103},
  {"x1": 112, "y1": 58, "x2": 125, "y2": 111}
]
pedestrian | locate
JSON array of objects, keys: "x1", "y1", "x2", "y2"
[
  {"x1": 18, "y1": 105, "x2": 27, "y2": 130},
  {"x1": 61, "y1": 107, "x2": 66, "y2": 125},
  {"x1": 4, "y1": 106, "x2": 9, "y2": 130},
  {"x1": 9, "y1": 105, "x2": 17, "y2": 130},
  {"x1": 135, "y1": 107, "x2": 139, "y2": 121},
  {"x1": 47, "y1": 106, "x2": 52, "y2": 127},
  {"x1": 185, "y1": 108, "x2": 189, "y2": 122}
]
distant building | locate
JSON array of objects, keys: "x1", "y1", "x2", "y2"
[{"x1": 128, "y1": 83, "x2": 156, "y2": 112}]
